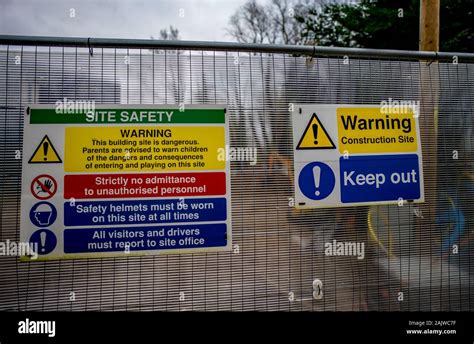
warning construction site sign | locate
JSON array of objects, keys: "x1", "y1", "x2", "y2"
[
  {"x1": 20, "y1": 105, "x2": 231, "y2": 260},
  {"x1": 292, "y1": 104, "x2": 424, "y2": 208}
]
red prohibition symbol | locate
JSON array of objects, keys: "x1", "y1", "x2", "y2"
[{"x1": 31, "y1": 174, "x2": 58, "y2": 200}]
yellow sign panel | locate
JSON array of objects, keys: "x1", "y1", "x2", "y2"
[
  {"x1": 28, "y1": 135, "x2": 62, "y2": 163},
  {"x1": 64, "y1": 126, "x2": 226, "y2": 172},
  {"x1": 337, "y1": 107, "x2": 417, "y2": 154},
  {"x1": 296, "y1": 114, "x2": 336, "y2": 150}
]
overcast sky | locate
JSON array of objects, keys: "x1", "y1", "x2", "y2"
[{"x1": 0, "y1": 0, "x2": 251, "y2": 42}]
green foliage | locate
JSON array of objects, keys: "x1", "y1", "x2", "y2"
[{"x1": 296, "y1": 0, "x2": 474, "y2": 52}]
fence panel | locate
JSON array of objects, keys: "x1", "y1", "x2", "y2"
[{"x1": 0, "y1": 40, "x2": 473, "y2": 311}]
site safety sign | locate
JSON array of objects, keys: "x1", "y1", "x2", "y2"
[
  {"x1": 20, "y1": 105, "x2": 231, "y2": 260},
  {"x1": 292, "y1": 104, "x2": 424, "y2": 208}
]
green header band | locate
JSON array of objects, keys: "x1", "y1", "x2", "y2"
[{"x1": 29, "y1": 108, "x2": 225, "y2": 124}]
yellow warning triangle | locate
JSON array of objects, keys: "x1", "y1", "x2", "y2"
[
  {"x1": 28, "y1": 135, "x2": 62, "y2": 163},
  {"x1": 296, "y1": 113, "x2": 336, "y2": 150}
]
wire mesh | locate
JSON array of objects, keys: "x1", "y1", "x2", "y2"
[{"x1": 0, "y1": 42, "x2": 473, "y2": 311}]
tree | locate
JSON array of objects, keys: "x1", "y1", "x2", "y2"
[
  {"x1": 228, "y1": 0, "x2": 274, "y2": 43},
  {"x1": 151, "y1": 26, "x2": 184, "y2": 103},
  {"x1": 157, "y1": 25, "x2": 180, "y2": 41},
  {"x1": 440, "y1": 0, "x2": 474, "y2": 52},
  {"x1": 296, "y1": 0, "x2": 474, "y2": 52},
  {"x1": 270, "y1": 0, "x2": 307, "y2": 44},
  {"x1": 297, "y1": 3, "x2": 367, "y2": 48},
  {"x1": 227, "y1": 0, "x2": 310, "y2": 44}
]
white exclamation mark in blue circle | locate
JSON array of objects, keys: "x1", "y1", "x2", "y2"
[
  {"x1": 29, "y1": 229, "x2": 57, "y2": 255},
  {"x1": 313, "y1": 165, "x2": 321, "y2": 196},
  {"x1": 40, "y1": 231, "x2": 47, "y2": 252},
  {"x1": 298, "y1": 162, "x2": 335, "y2": 201}
]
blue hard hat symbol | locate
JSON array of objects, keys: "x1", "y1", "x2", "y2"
[{"x1": 30, "y1": 201, "x2": 57, "y2": 227}]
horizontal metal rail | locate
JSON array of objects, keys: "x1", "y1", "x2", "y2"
[{"x1": 0, "y1": 34, "x2": 474, "y2": 62}]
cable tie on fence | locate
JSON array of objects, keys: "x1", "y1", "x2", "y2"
[
  {"x1": 87, "y1": 37, "x2": 93, "y2": 57},
  {"x1": 426, "y1": 51, "x2": 438, "y2": 66},
  {"x1": 310, "y1": 45, "x2": 316, "y2": 62}
]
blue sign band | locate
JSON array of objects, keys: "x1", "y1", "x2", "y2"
[
  {"x1": 64, "y1": 198, "x2": 227, "y2": 226},
  {"x1": 64, "y1": 223, "x2": 228, "y2": 253},
  {"x1": 340, "y1": 154, "x2": 421, "y2": 203}
]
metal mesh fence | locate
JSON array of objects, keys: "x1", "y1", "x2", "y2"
[{"x1": 0, "y1": 41, "x2": 473, "y2": 311}]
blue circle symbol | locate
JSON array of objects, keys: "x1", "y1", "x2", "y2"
[
  {"x1": 298, "y1": 162, "x2": 335, "y2": 200},
  {"x1": 29, "y1": 201, "x2": 57, "y2": 227},
  {"x1": 29, "y1": 229, "x2": 57, "y2": 255}
]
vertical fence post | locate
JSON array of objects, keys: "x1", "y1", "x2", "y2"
[{"x1": 419, "y1": 0, "x2": 440, "y2": 262}]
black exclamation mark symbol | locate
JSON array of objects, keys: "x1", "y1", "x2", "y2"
[
  {"x1": 312, "y1": 123, "x2": 318, "y2": 145},
  {"x1": 43, "y1": 141, "x2": 49, "y2": 161}
]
